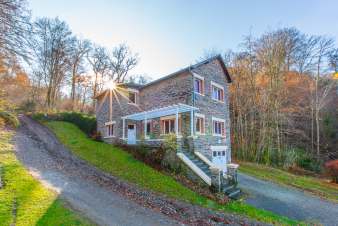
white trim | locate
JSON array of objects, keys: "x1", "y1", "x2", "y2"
[
  {"x1": 211, "y1": 145, "x2": 227, "y2": 151},
  {"x1": 177, "y1": 153, "x2": 211, "y2": 185},
  {"x1": 195, "y1": 113, "x2": 205, "y2": 135},
  {"x1": 122, "y1": 103, "x2": 198, "y2": 121},
  {"x1": 127, "y1": 88, "x2": 139, "y2": 93},
  {"x1": 137, "y1": 139, "x2": 164, "y2": 142},
  {"x1": 192, "y1": 72, "x2": 204, "y2": 81},
  {"x1": 195, "y1": 113, "x2": 205, "y2": 118},
  {"x1": 212, "y1": 117, "x2": 225, "y2": 123},
  {"x1": 105, "y1": 121, "x2": 116, "y2": 137},
  {"x1": 212, "y1": 117, "x2": 226, "y2": 137},
  {"x1": 193, "y1": 73, "x2": 205, "y2": 96},
  {"x1": 211, "y1": 81, "x2": 224, "y2": 90},
  {"x1": 104, "y1": 121, "x2": 116, "y2": 126},
  {"x1": 194, "y1": 151, "x2": 214, "y2": 167},
  {"x1": 211, "y1": 81, "x2": 225, "y2": 103},
  {"x1": 104, "y1": 136, "x2": 115, "y2": 138}
]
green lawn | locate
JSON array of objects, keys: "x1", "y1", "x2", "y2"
[
  {"x1": 0, "y1": 129, "x2": 93, "y2": 226},
  {"x1": 239, "y1": 162, "x2": 338, "y2": 203},
  {"x1": 46, "y1": 121, "x2": 300, "y2": 225}
]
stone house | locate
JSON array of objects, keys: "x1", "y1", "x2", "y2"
[{"x1": 95, "y1": 55, "x2": 239, "y2": 195}]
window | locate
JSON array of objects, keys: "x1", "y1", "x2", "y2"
[
  {"x1": 127, "y1": 88, "x2": 138, "y2": 104},
  {"x1": 161, "y1": 117, "x2": 181, "y2": 134},
  {"x1": 195, "y1": 113, "x2": 205, "y2": 134},
  {"x1": 213, "y1": 150, "x2": 226, "y2": 157},
  {"x1": 194, "y1": 75, "x2": 204, "y2": 95},
  {"x1": 146, "y1": 122, "x2": 151, "y2": 134},
  {"x1": 211, "y1": 82, "x2": 224, "y2": 102},
  {"x1": 212, "y1": 117, "x2": 225, "y2": 136},
  {"x1": 106, "y1": 124, "x2": 115, "y2": 137},
  {"x1": 128, "y1": 91, "x2": 136, "y2": 104}
]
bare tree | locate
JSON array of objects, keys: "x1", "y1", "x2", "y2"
[
  {"x1": 312, "y1": 37, "x2": 335, "y2": 157},
  {"x1": 87, "y1": 45, "x2": 110, "y2": 102},
  {"x1": 69, "y1": 38, "x2": 91, "y2": 109},
  {"x1": 108, "y1": 44, "x2": 138, "y2": 83},
  {"x1": 0, "y1": 0, "x2": 31, "y2": 59},
  {"x1": 126, "y1": 74, "x2": 152, "y2": 85},
  {"x1": 31, "y1": 17, "x2": 74, "y2": 108},
  {"x1": 329, "y1": 48, "x2": 338, "y2": 72}
]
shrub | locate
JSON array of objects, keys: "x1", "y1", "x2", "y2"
[
  {"x1": 31, "y1": 112, "x2": 96, "y2": 136},
  {"x1": 296, "y1": 150, "x2": 322, "y2": 173},
  {"x1": 325, "y1": 160, "x2": 338, "y2": 183},
  {"x1": 0, "y1": 111, "x2": 19, "y2": 128}
]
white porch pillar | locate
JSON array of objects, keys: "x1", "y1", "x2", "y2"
[
  {"x1": 175, "y1": 107, "x2": 179, "y2": 136},
  {"x1": 122, "y1": 118, "x2": 125, "y2": 140},
  {"x1": 144, "y1": 116, "x2": 147, "y2": 139},
  {"x1": 109, "y1": 90, "x2": 112, "y2": 121},
  {"x1": 190, "y1": 110, "x2": 194, "y2": 136}
]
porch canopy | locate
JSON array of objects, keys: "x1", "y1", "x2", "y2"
[{"x1": 121, "y1": 103, "x2": 198, "y2": 139}]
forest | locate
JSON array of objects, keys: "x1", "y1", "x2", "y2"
[{"x1": 1, "y1": 0, "x2": 337, "y2": 173}]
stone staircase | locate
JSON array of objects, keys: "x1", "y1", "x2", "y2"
[{"x1": 178, "y1": 150, "x2": 241, "y2": 199}]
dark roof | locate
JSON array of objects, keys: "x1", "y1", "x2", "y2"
[{"x1": 141, "y1": 55, "x2": 232, "y2": 89}]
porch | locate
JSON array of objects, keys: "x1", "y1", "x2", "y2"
[{"x1": 121, "y1": 103, "x2": 198, "y2": 146}]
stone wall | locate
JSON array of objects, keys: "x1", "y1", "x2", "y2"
[
  {"x1": 190, "y1": 59, "x2": 232, "y2": 163},
  {"x1": 96, "y1": 58, "x2": 232, "y2": 163}
]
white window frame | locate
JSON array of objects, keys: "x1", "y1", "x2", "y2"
[
  {"x1": 104, "y1": 121, "x2": 116, "y2": 138},
  {"x1": 127, "y1": 88, "x2": 139, "y2": 105},
  {"x1": 193, "y1": 73, "x2": 205, "y2": 96},
  {"x1": 160, "y1": 115, "x2": 181, "y2": 135},
  {"x1": 211, "y1": 81, "x2": 225, "y2": 103},
  {"x1": 212, "y1": 117, "x2": 225, "y2": 137},
  {"x1": 195, "y1": 113, "x2": 205, "y2": 135}
]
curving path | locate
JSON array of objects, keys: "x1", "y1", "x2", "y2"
[
  {"x1": 14, "y1": 116, "x2": 262, "y2": 226},
  {"x1": 238, "y1": 173, "x2": 338, "y2": 226}
]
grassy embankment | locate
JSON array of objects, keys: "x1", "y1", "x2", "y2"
[
  {"x1": 0, "y1": 129, "x2": 93, "y2": 226},
  {"x1": 239, "y1": 162, "x2": 338, "y2": 203},
  {"x1": 46, "y1": 121, "x2": 300, "y2": 225}
]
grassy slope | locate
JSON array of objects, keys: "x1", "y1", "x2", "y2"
[
  {"x1": 239, "y1": 162, "x2": 338, "y2": 203},
  {"x1": 46, "y1": 121, "x2": 299, "y2": 225},
  {"x1": 0, "y1": 129, "x2": 93, "y2": 226}
]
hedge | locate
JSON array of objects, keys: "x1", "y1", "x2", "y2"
[{"x1": 31, "y1": 112, "x2": 96, "y2": 136}]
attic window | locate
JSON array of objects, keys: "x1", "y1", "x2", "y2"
[{"x1": 128, "y1": 88, "x2": 138, "y2": 104}]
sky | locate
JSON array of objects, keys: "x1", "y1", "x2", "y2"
[{"x1": 28, "y1": 0, "x2": 338, "y2": 80}]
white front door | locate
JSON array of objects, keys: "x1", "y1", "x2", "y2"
[
  {"x1": 127, "y1": 124, "x2": 136, "y2": 145},
  {"x1": 211, "y1": 146, "x2": 227, "y2": 173}
]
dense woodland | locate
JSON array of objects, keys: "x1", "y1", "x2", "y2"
[{"x1": 0, "y1": 0, "x2": 337, "y2": 172}]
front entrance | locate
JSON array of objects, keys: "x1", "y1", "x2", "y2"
[
  {"x1": 127, "y1": 124, "x2": 136, "y2": 144},
  {"x1": 211, "y1": 146, "x2": 227, "y2": 173}
]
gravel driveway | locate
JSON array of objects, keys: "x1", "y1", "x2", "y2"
[
  {"x1": 238, "y1": 173, "x2": 338, "y2": 226},
  {"x1": 14, "y1": 116, "x2": 263, "y2": 226}
]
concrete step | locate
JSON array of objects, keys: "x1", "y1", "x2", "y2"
[{"x1": 227, "y1": 188, "x2": 241, "y2": 199}]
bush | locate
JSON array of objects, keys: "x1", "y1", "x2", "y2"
[
  {"x1": 0, "y1": 111, "x2": 19, "y2": 128},
  {"x1": 325, "y1": 160, "x2": 338, "y2": 183},
  {"x1": 31, "y1": 112, "x2": 96, "y2": 136},
  {"x1": 296, "y1": 150, "x2": 322, "y2": 173}
]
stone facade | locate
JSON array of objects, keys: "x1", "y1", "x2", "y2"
[{"x1": 96, "y1": 56, "x2": 231, "y2": 163}]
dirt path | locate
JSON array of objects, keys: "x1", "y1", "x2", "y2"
[
  {"x1": 238, "y1": 173, "x2": 338, "y2": 226},
  {"x1": 14, "y1": 116, "x2": 263, "y2": 226}
]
